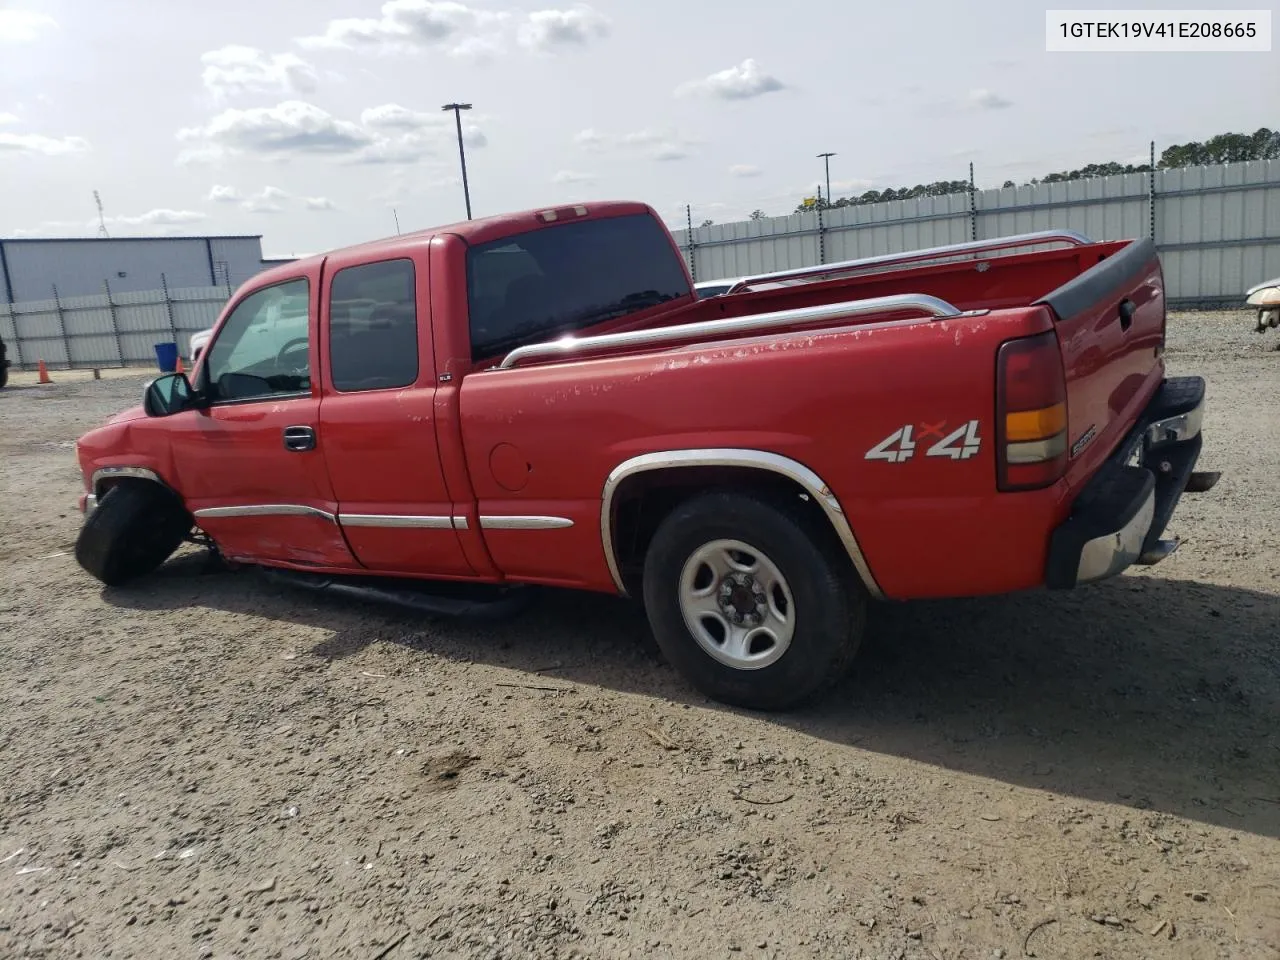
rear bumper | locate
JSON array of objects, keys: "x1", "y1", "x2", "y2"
[{"x1": 1046, "y1": 376, "x2": 1212, "y2": 589}]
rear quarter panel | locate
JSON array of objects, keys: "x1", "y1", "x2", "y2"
[{"x1": 458, "y1": 307, "x2": 1071, "y2": 599}]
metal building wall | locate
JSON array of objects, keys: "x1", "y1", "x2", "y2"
[
  {"x1": 0, "y1": 236, "x2": 266, "y2": 302},
  {"x1": 673, "y1": 159, "x2": 1280, "y2": 306}
]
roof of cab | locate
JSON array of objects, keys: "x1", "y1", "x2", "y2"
[{"x1": 251, "y1": 199, "x2": 658, "y2": 288}]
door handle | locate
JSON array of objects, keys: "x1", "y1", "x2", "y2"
[
  {"x1": 1118, "y1": 298, "x2": 1136, "y2": 332},
  {"x1": 283, "y1": 425, "x2": 316, "y2": 452}
]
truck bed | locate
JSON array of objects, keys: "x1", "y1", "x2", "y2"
[{"x1": 467, "y1": 230, "x2": 1167, "y2": 599}]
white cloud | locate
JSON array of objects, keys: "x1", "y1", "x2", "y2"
[
  {"x1": 551, "y1": 170, "x2": 595, "y2": 184},
  {"x1": 0, "y1": 10, "x2": 57, "y2": 43},
  {"x1": 201, "y1": 45, "x2": 320, "y2": 99},
  {"x1": 38, "y1": 208, "x2": 210, "y2": 236},
  {"x1": 675, "y1": 59, "x2": 785, "y2": 101},
  {"x1": 112, "y1": 209, "x2": 207, "y2": 227},
  {"x1": 572, "y1": 126, "x2": 695, "y2": 162},
  {"x1": 517, "y1": 5, "x2": 609, "y2": 52},
  {"x1": 619, "y1": 129, "x2": 662, "y2": 147},
  {"x1": 350, "y1": 103, "x2": 486, "y2": 162},
  {"x1": 0, "y1": 131, "x2": 89, "y2": 156},
  {"x1": 968, "y1": 88, "x2": 1012, "y2": 110},
  {"x1": 304, "y1": 196, "x2": 335, "y2": 210},
  {"x1": 729, "y1": 164, "x2": 761, "y2": 178},
  {"x1": 360, "y1": 103, "x2": 440, "y2": 130},
  {"x1": 177, "y1": 101, "x2": 373, "y2": 161},
  {"x1": 298, "y1": 0, "x2": 509, "y2": 57},
  {"x1": 243, "y1": 185, "x2": 290, "y2": 213},
  {"x1": 208, "y1": 184, "x2": 242, "y2": 202},
  {"x1": 352, "y1": 135, "x2": 438, "y2": 165},
  {"x1": 0, "y1": 112, "x2": 18, "y2": 125}
]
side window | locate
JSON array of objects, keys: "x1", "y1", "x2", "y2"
[
  {"x1": 328, "y1": 258, "x2": 419, "y2": 392},
  {"x1": 204, "y1": 278, "x2": 311, "y2": 403}
]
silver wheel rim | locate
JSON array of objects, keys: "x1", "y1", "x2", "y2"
[{"x1": 677, "y1": 538, "x2": 795, "y2": 671}]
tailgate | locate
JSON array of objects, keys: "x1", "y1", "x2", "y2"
[{"x1": 1033, "y1": 237, "x2": 1166, "y2": 466}]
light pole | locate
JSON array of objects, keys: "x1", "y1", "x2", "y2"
[
  {"x1": 442, "y1": 102, "x2": 473, "y2": 220},
  {"x1": 817, "y1": 152, "x2": 836, "y2": 207}
]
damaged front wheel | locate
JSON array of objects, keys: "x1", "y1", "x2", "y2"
[{"x1": 75, "y1": 482, "x2": 194, "y2": 586}]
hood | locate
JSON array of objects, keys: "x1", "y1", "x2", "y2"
[
  {"x1": 1245, "y1": 275, "x2": 1280, "y2": 297},
  {"x1": 106, "y1": 404, "x2": 147, "y2": 426}
]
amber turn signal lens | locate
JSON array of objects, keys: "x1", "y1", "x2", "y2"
[{"x1": 1004, "y1": 402, "x2": 1067, "y2": 442}]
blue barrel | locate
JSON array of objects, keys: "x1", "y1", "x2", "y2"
[{"x1": 154, "y1": 341, "x2": 178, "y2": 373}]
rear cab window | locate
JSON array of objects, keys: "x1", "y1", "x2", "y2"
[
  {"x1": 464, "y1": 212, "x2": 691, "y2": 362},
  {"x1": 327, "y1": 258, "x2": 419, "y2": 392}
]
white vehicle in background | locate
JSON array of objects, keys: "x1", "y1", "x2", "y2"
[
  {"x1": 693, "y1": 276, "x2": 796, "y2": 299},
  {"x1": 189, "y1": 327, "x2": 213, "y2": 362},
  {"x1": 1246, "y1": 274, "x2": 1280, "y2": 342},
  {"x1": 187, "y1": 285, "x2": 308, "y2": 363},
  {"x1": 693, "y1": 278, "x2": 740, "y2": 299}
]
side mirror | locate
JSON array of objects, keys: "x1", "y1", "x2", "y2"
[{"x1": 143, "y1": 373, "x2": 196, "y2": 417}]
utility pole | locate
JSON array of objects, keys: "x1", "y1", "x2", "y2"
[
  {"x1": 817, "y1": 152, "x2": 836, "y2": 207},
  {"x1": 441, "y1": 102, "x2": 474, "y2": 220}
]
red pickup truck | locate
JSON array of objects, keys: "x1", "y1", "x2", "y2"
[{"x1": 72, "y1": 201, "x2": 1218, "y2": 710}]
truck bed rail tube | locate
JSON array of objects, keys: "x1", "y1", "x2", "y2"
[
  {"x1": 496, "y1": 292, "x2": 963, "y2": 370},
  {"x1": 724, "y1": 229, "x2": 1095, "y2": 293}
]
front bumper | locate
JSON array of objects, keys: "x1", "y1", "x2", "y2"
[{"x1": 1046, "y1": 376, "x2": 1215, "y2": 589}]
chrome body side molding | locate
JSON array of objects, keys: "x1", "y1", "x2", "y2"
[
  {"x1": 340, "y1": 514, "x2": 454, "y2": 529},
  {"x1": 479, "y1": 515, "x2": 575, "y2": 530},
  {"x1": 189, "y1": 508, "x2": 574, "y2": 532},
  {"x1": 600, "y1": 448, "x2": 884, "y2": 601},
  {"x1": 193, "y1": 504, "x2": 338, "y2": 522}
]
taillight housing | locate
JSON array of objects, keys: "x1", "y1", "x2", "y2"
[{"x1": 995, "y1": 330, "x2": 1069, "y2": 492}]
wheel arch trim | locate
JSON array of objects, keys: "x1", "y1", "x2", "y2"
[
  {"x1": 600, "y1": 448, "x2": 884, "y2": 600},
  {"x1": 91, "y1": 465, "x2": 169, "y2": 498}
]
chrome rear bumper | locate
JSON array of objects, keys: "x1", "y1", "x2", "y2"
[{"x1": 1047, "y1": 376, "x2": 1213, "y2": 589}]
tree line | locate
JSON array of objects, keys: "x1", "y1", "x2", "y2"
[{"x1": 712, "y1": 127, "x2": 1280, "y2": 220}]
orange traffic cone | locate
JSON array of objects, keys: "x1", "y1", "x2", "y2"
[
  {"x1": 175, "y1": 354, "x2": 185, "y2": 374},
  {"x1": 37, "y1": 359, "x2": 52, "y2": 384}
]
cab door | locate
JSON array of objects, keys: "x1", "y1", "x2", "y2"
[
  {"x1": 166, "y1": 268, "x2": 358, "y2": 568},
  {"x1": 316, "y1": 250, "x2": 475, "y2": 577}
]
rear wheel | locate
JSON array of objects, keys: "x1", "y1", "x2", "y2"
[
  {"x1": 641, "y1": 490, "x2": 866, "y2": 711},
  {"x1": 75, "y1": 482, "x2": 193, "y2": 586}
]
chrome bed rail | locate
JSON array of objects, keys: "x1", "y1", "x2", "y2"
[
  {"x1": 496, "y1": 292, "x2": 965, "y2": 370},
  {"x1": 723, "y1": 229, "x2": 1095, "y2": 294}
]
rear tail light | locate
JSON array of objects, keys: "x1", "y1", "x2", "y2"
[{"x1": 996, "y1": 330, "x2": 1069, "y2": 491}]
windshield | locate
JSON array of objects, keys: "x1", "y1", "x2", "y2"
[{"x1": 465, "y1": 212, "x2": 692, "y2": 361}]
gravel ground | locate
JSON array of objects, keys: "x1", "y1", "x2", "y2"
[{"x1": 1, "y1": 309, "x2": 1277, "y2": 960}]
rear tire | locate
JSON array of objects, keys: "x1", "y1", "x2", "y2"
[
  {"x1": 75, "y1": 482, "x2": 193, "y2": 586},
  {"x1": 641, "y1": 490, "x2": 866, "y2": 711}
]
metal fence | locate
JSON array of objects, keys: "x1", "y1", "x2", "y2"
[
  {"x1": 4, "y1": 158, "x2": 1278, "y2": 370},
  {"x1": 0, "y1": 277, "x2": 230, "y2": 371},
  {"x1": 671, "y1": 159, "x2": 1280, "y2": 308}
]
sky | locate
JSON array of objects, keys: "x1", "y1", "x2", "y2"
[{"x1": 1, "y1": 0, "x2": 1276, "y2": 256}]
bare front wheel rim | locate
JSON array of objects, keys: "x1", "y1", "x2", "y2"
[{"x1": 677, "y1": 538, "x2": 795, "y2": 671}]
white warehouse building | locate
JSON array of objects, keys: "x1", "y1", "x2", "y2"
[{"x1": 0, "y1": 235, "x2": 292, "y2": 304}]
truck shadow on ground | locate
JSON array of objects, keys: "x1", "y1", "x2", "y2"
[{"x1": 105, "y1": 553, "x2": 1280, "y2": 840}]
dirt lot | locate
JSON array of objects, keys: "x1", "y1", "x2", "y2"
[{"x1": 1, "y1": 310, "x2": 1277, "y2": 960}]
